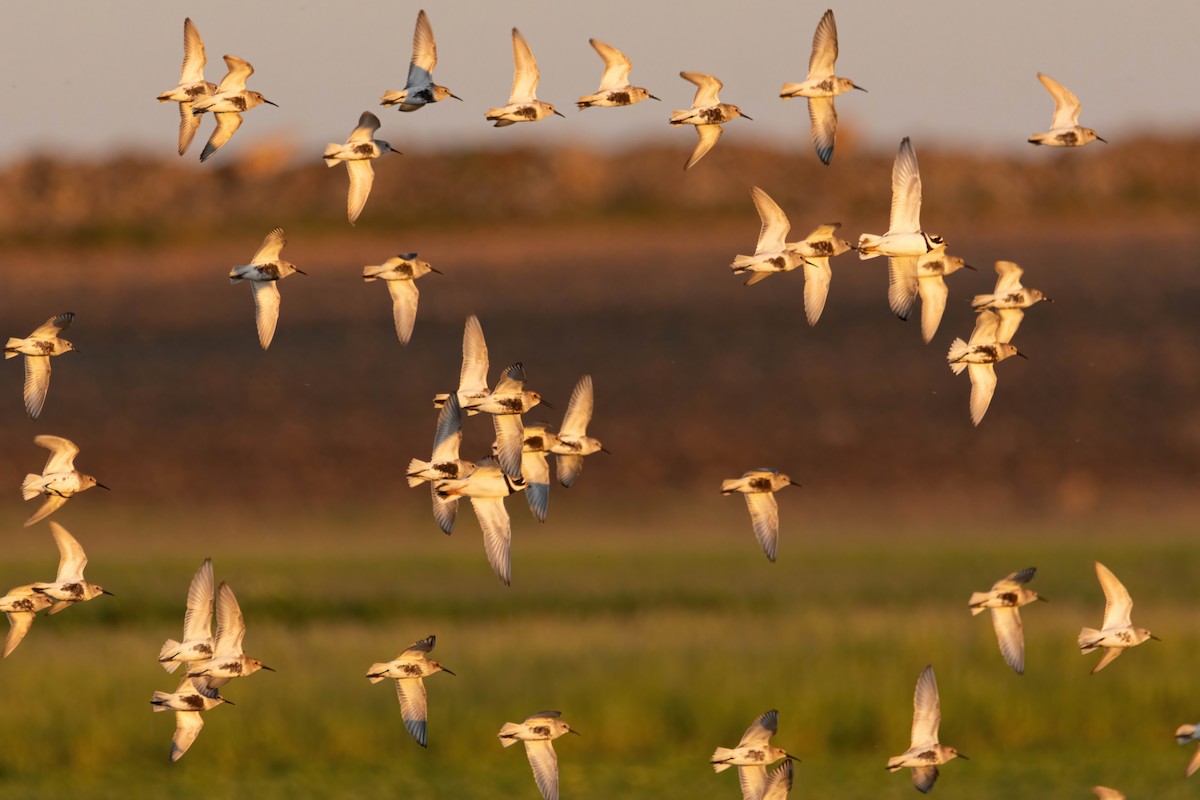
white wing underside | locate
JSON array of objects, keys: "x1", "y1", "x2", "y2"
[
  {"x1": 744, "y1": 492, "x2": 780, "y2": 562},
  {"x1": 1097, "y1": 562, "x2": 1134, "y2": 629},
  {"x1": 524, "y1": 738, "x2": 559, "y2": 800},
  {"x1": 686, "y1": 125, "x2": 723, "y2": 170},
  {"x1": 918, "y1": 276, "x2": 948, "y2": 343},
  {"x1": 991, "y1": 606, "x2": 1025, "y2": 673},
  {"x1": 1039, "y1": 72, "x2": 1082, "y2": 130},
  {"x1": 910, "y1": 665, "x2": 941, "y2": 746},
  {"x1": 591, "y1": 39, "x2": 632, "y2": 91},
  {"x1": 509, "y1": 29, "x2": 541, "y2": 104},
  {"x1": 346, "y1": 160, "x2": 375, "y2": 225},
  {"x1": 750, "y1": 187, "x2": 791, "y2": 254},
  {"x1": 23, "y1": 356, "x2": 51, "y2": 420},
  {"x1": 802, "y1": 259, "x2": 832, "y2": 326},
  {"x1": 967, "y1": 363, "x2": 997, "y2": 426},
  {"x1": 50, "y1": 521, "x2": 87, "y2": 583},
  {"x1": 889, "y1": 138, "x2": 922, "y2": 233},
  {"x1": 808, "y1": 96, "x2": 837, "y2": 165},
  {"x1": 395, "y1": 678, "x2": 429, "y2": 747},
  {"x1": 459, "y1": 315, "x2": 490, "y2": 395},
  {"x1": 385, "y1": 279, "x2": 419, "y2": 345},
  {"x1": 251, "y1": 281, "x2": 281, "y2": 350},
  {"x1": 471, "y1": 496, "x2": 512, "y2": 586},
  {"x1": 559, "y1": 376, "x2": 593, "y2": 437},
  {"x1": 681, "y1": 71, "x2": 722, "y2": 107},
  {"x1": 888, "y1": 257, "x2": 919, "y2": 319},
  {"x1": 807, "y1": 9, "x2": 838, "y2": 78},
  {"x1": 183, "y1": 559, "x2": 215, "y2": 643}
]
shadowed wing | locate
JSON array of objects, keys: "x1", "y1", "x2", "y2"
[
  {"x1": 808, "y1": 96, "x2": 837, "y2": 165},
  {"x1": 739, "y1": 709, "x2": 779, "y2": 746},
  {"x1": 171, "y1": 711, "x2": 204, "y2": 761},
  {"x1": 348, "y1": 111, "x2": 382, "y2": 144},
  {"x1": 200, "y1": 111, "x2": 243, "y2": 162},
  {"x1": 395, "y1": 677, "x2": 429, "y2": 747},
  {"x1": 30, "y1": 312, "x2": 74, "y2": 338}
]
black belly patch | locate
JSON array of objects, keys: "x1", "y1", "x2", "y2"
[
  {"x1": 609, "y1": 91, "x2": 631, "y2": 105},
  {"x1": 1055, "y1": 131, "x2": 1078, "y2": 146}
]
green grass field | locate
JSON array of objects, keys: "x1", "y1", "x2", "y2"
[{"x1": 1, "y1": 501, "x2": 1197, "y2": 798}]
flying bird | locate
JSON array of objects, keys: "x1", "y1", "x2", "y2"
[
  {"x1": 670, "y1": 71, "x2": 750, "y2": 170},
  {"x1": 498, "y1": 710, "x2": 578, "y2": 800},
  {"x1": 159, "y1": 558, "x2": 216, "y2": 674},
  {"x1": 366, "y1": 634, "x2": 455, "y2": 747},
  {"x1": 408, "y1": 395, "x2": 477, "y2": 534},
  {"x1": 915, "y1": 245, "x2": 973, "y2": 344},
  {"x1": 971, "y1": 261, "x2": 1052, "y2": 343},
  {"x1": 463, "y1": 363, "x2": 545, "y2": 482},
  {"x1": 156, "y1": 18, "x2": 217, "y2": 155},
  {"x1": 31, "y1": 521, "x2": 112, "y2": 608},
  {"x1": 187, "y1": 582, "x2": 274, "y2": 681},
  {"x1": 576, "y1": 38, "x2": 658, "y2": 108},
  {"x1": 486, "y1": 28, "x2": 563, "y2": 126},
  {"x1": 549, "y1": 375, "x2": 606, "y2": 488},
  {"x1": 150, "y1": 675, "x2": 231, "y2": 762},
  {"x1": 730, "y1": 186, "x2": 812, "y2": 286},
  {"x1": 711, "y1": 709, "x2": 799, "y2": 800},
  {"x1": 1029, "y1": 72, "x2": 1106, "y2": 147},
  {"x1": 5, "y1": 312, "x2": 77, "y2": 420},
  {"x1": 380, "y1": 9, "x2": 460, "y2": 111},
  {"x1": 191, "y1": 55, "x2": 277, "y2": 162},
  {"x1": 887, "y1": 665, "x2": 967, "y2": 793},
  {"x1": 0, "y1": 586, "x2": 53, "y2": 658},
  {"x1": 433, "y1": 315, "x2": 491, "y2": 414},
  {"x1": 968, "y1": 567, "x2": 1045, "y2": 674},
  {"x1": 1079, "y1": 561, "x2": 1157, "y2": 674},
  {"x1": 21, "y1": 434, "x2": 108, "y2": 527},
  {"x1": 786, "y1": 223, "x2": 852, "y2": 326},
  {"x1": 946, "y1": 310, "x2": 1025, "y2": 426},
  {"x1": 229, "y1": 227, "x2": 305, "y2": 350},
  {"x1": 721, "y1": 469, "x2": 799, "y2": 563},
  {"x1": 779, "y1": 9, "x2": 866, "y2": 164},
  {"x1": 1175, "y1": 723, "x2": 1200, "y2": 777},
  {"x1": 436, "y1": 457, "x2": 526, "y2": 586},
  {"x1": 362, "y1": 253, "x2": 440, "y2": 345},
  {"x1": 324, "y1": 111, "x2": 397, "y2": 226},
  {"x1": 857, "y1": 138, "x2": 946, "y2": 321}
]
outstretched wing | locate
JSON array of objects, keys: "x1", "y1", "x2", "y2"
[
  {"x1": 744, "y1": 492, "x2": 780, "y2": 563},
  {"x1": 739, "y1": 709, "x2": 779, "y2": 747},
  {"x1": 685, "y1": 124, "x2": 723, "y2": 171},
  {"x1": 36, "y1": 434, "x2": 79, "y2": 473},
  {"x1": 347, "y1": 111, "x2": 382, "y2": 144},
  {"x1": 807, "y1": 96, "x2": 837, "y2": 165},
  {"x1": 559, "y1": 375, "x2": 593, "y2": 437},
  {"x1": 250, "y1": 227, "x2": 287, "y2": 265},
  {"x1": 509, "y1": 28, "x2": 541, "y2": 103},
  {"x1": 183, "y1": 558, "x2": 215, "y2": 643},
  {"x1": 1096, "y1": 561, "x2": 1134, "y2": 629},
  {"x1": 680, "y1": 71, "x2": 722, "y2": 107},
  {"x1": 459, "y1": 315, "x2": 490, "y2": 395},
  {"x1": 395, "y1": 678, "x2": 430, "y2": 747},
  {"x1": 590, "y1": 38, "x2": 632, "y2": 91},
  {"x1": 216, "y1": 55, "x2": 253, "y2": 94},
  {"x1": 346, "y1": 160, "x2": 376, "y2": 225},
  {"x1": 749, "y1": 186, "x2": 791, "y2": 255},
  {"x1": 471, "y1": 497, "x2": 512, "y2": 586},
  {"x1": 50, "y1": 521, "x2": 88, "y2": 583},
  {"x1": 523, "y1": 739, "x2": 560, "y2": 800},
  {"x1": 910, "y1": 665, "x2": 941, "y2": 746},
  {"x1": 991, "y1": 607, "x2": 1025, "y2": 674},
  {"x1": 807, "y1": 9, "x2": 838, "y2": 77},
  {"x1": 22, "y1": 356, "x2": 52, "y2": 420},
  {"x1": 1038, "y1": 72, "x2": 1082, "y2": 129},
  {"x1": 199, "y1": 111, "x2": 243, "y2": 162},
  {"x1": 889, "y1": 137, "x2": 922, "y2": 233},
  {"x1": 887, "y1": 257, "x2": 918, "y2": 320},
  {"x1": 250, "y1": 280, "x2": 281, "y2": 350},
  {"x1": 180, "y1": 18, "x2": 208, "y2": 84}
]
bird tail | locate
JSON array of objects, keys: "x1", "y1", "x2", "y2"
[
  {"x1": 20, "y1": 475, "x2": 42, "y2": 501},
  {"x1": 720, "y1": 479, "x2": 741, "y2": 495},
  {"x1": 970, "y1": 293, "x2": 995, "y2": 309},
  {"x1": 668, "y1": 109, "x2": 692, "y2": 124},
  {"x1": 379, "y1": 90, "x2": 406, "y2": 107},
  {"x1": 497, "y1": 723, "x2": 523, "y2": 747},
  {"x1": 947, "y1": 339, "x2": 970, "y2": 374},
  {"x1": 159, "y1": 639, "x2": 182, "y2": 672},
  {"x1": 967, "y1": 593, "x2": 990, "y2": 615},
  {"x1": 855, "y1": 234, "x2": 884, "y2": 259},
  {"x1": 150, "y1": 692, "x2": 173, "y2": 711},
  {"x1": 407, "y1": 459, "x2": 431, "y2": 488},
  {"x1": 779, "y1": 82, "x2": 804, "y2": 99},
  {"x1": 1078, "y1": 627, "x2": 1102, "y2": 652},
  {"x1": 432, "y1": 393, "x2": 450, "y2": 409},
  {"x1": 4, "y1": 339, "x2": 22, "y2": 358},
  {"x1": 362, "y1": 265, "x2": 388, "y2": 282},
  {"x1": 366, "y1": 663, "x2": 390, "y2": 684},
  {"x1": 730, "y1": 254, "x2": 757, "y2": 272},
  {"x1": 323, "y1": 144, "x2": 342, "y2": 165},
  {"x1": 711, "y1": 748, "x2": 735, "y2": 772}
]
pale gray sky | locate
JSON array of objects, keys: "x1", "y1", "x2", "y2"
[{"x1": 1, "y1": 0, "x2": 1196, "y2": 162}]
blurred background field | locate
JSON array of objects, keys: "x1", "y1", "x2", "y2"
[
  {"x1": 2, "y1": 505, "x2": 1200, "y2": 798},
  {"x1": 1, "y1": 133, "x2": 1199, "y2": 798}
]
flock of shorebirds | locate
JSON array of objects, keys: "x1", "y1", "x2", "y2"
[{"x1": 0, "y1": 6, "x2": 1173, "y2": 799}]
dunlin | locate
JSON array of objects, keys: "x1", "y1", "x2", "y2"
[
  {"x1": 711, "y1": 709, "x2": 799, "y2": 800},
  {"x1": 549, "y1": 375, "x2": 606, "y2": 488},
  {"x1": 786, "y1": 223, "x2": 851, "y2": 325},
  {"x1": 229, "y1": 226, "x2": 305, "y2": 350},
  {"x1": 486, "y1": 28, "x2": 563, "y2": 126},
  {"x1": 1175, "y1": 723, "x2": 1200, "y2": 776},
  {"x1": 463, "y1": 362, "x2": 545, "y2": 482},
  {"x1": 159, "y1": 558, "x2": 216, "y2": 674},
  {"x1": 5, "y1": 312, "x2": 77, "y2": 420},
  {"x1": 366, "y1": 634, "x2": 455, "y2": 747},
  {"x1": 0, "y1": 585, "x2": 54, "y2": 658},
  {"x1": 971, "y1": 261, "x2": 1052, "y2": 343},
  {"x1": 192, "y1": 54, "x2": 277, "y2": 162},
  {"x1": 946, "y1": 310, "x2": 1025, "y2": 426},
  {"x1": 721, "y1": 469, "x2": 799, "y2": 563},
  {"x1": 188, "y1": 582, "x2": 274, "y2": 681},
  {"x1": 408, "y1": 395, "x2": 477, "y2": 534},
  {"x1": 730, "y1": 186, "x2": 812, "y2": 287},
  {"x1": 380, "y1": 10, "x2": 460, "y2": 111},
  {"x1": 156, "y1": 18, "x2": 217, "y2": 155},
  {"x1": 1079, "y1": 561, "x2": 1157, "y2": 674},
  {"x1": 433, "y1": 315, "x2": 490, "y2": 415},
  {"x1": 577, "y1": 38, "x2": 658, "y2": 108},
  {"x1": 887, "y1": 665, "x2": 966, "y2": 793},
  {"x1": 363, "y1": 253, "x2": 440, "y2": 344},
  {"x1": 151, "y1": 676, "x2": 230, "y2": 762},
  {"x1": 21, "y1": 435, "x2": 107, "y2": 527},
  {"x1": 779, "y1": 9, "x2": 866, "y2": 165},
  {"x1": 1029, "y1": 73, "x2": 1105, "y2": 147},
  {"x1": 31, "y1": 521, "x2": 111, "y2": 609},
  {"x1": 436, "y1": 457, "x2": 526, "y2": 586},
  {"x1": 498, "y1": 710, "x2": 578, "y2": 800},
  {"x1": 670, "y1": 71, "x2": 750, "y2": 170},
  {"x1": 968, "y1": 567, "x2": 1045, "y2": 674},
  {"x1": 916, "y1": 245, "x2": 973, "y2": 344},
  {"x1": 324, "y1": 111, "x2": 397, "y2": 226}
]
